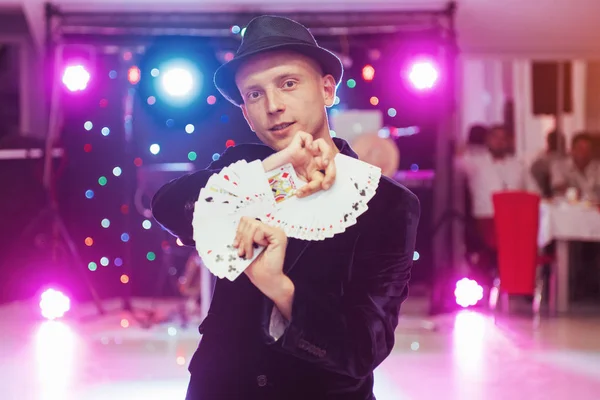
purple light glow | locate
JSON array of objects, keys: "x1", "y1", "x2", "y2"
[
  {"x1": 39, "y1": 289, "x2": 71, "y2": 320},
  {"x1": 454, "y1": 278, "x2": 484, "y2": 308},
  {"x1": 62, "y1": 65, "x2": 90, "y2": 92},
  {"x1": 407, "y1": 60, "x2": 439, "y2": 90}
]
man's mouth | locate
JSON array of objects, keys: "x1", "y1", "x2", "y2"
[{"x1": 269, "y1": 122, "x2": 295, "y2": 132}]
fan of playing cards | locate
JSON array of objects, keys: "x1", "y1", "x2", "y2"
[{"x1": 192, "y1": 153, "x2": 381, "y2": 281}]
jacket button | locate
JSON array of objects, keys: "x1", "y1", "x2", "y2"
[{"x1": 257, "y1": 374, "x2": 268, "y2": 387}]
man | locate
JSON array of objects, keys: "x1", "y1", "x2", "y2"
[
  {"x1": 151, "y1": 15, "x2": 420, "y2": 400},
  {"x1": 551, "y1": 132, "x2": 600, "y2": 203},
  {"x1": 550, "y1": 132, "x2": 600, "y2": 299},
  {"x1": 455, "y1": 125, "x2": 532, "y2": 258},
  {"x1": 466, "y1": 124, "x2": 488, "y2": 149},
  {"x1": 530, "y1": 129, "x2": 567, "y2": 198}
]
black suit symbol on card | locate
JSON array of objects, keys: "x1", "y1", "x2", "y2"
[{"x1": 353, "y1": 182, "x2": 366, "y2": 197}]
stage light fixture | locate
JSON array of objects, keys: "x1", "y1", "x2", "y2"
[
  {"x1": 62, "y1": 64, "x2": 91, "y2": 92},
  {"x1": 407, "y1": 59, "x2": 439, "y2": 90},
  {"x1": 454, "y1": 278, "x2": 484, "y2": 308},
  {"x1": 153, "y1": 59, "x2": 203, "y2": 107},
  {"x1": 39, "y1": 288, "x2": 71, "y2": 320}
]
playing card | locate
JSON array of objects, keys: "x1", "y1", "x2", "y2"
[
  {"x1": 266, "y1": 164, "x2": 305, "y2": 207},
  {"x1": 235, "y1": 160, "x2": 276, "y2": 206},
  {"x1": 193, "y1": 212, "x2": 267, "y2": 281},
  {"x1": 203, "y1": 242, "x2": 264, "y2": 281},
  {"x1": 205, "y1": 162, "x2": 245, "y2": 197},
  {"x1": 196, "y1": 186, "x2": 242, "y2": 215}
]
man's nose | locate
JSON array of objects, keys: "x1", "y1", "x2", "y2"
[{"x1": 266, "y1": 91, "x2": 285, "y2": 114}]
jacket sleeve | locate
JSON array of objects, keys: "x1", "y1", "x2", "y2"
[
  {"x1": 269, "y1": 189, "x2": 421, "y2": 379},
  {"x1": 151, "y1": 146, "x2": 241, "y2": 246}
]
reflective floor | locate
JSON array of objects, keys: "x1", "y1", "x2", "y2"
[{"x1": 2, "y1": 296, "x2": 600, "y2": 400}]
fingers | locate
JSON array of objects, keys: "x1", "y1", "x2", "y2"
[
  {"x1": 234, "y1": 217, "x2": 255, "y2": 259},
  {"x1": 296, "y1": 170, "x2": 325, "y2": 198},
  {"x1": 310, "y1": 138, "x2": 334, "y2": 164},
  {"x1": 309, "y1": 139, "x2": 337, "y2": 190},
  {"x1": 292, "y1": 131, "x2": 313, "y2": 150},
  {"x1": 321, "y1": 156, "x2": 336, "y2": 190},
  {"x1": 233, "y1": 217, "x2": 280, "y2": 259}
]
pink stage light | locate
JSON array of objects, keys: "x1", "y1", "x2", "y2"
[
  {"x1": 39, "y1": 289, "x2": 71, "y2": 320},
  {"x1": 407, "y1": 60, "x2": 439, "y2": 90},
  {"x1": 62, "y1": 65, "x2": 90, "y2": 92},
  {"x1": 454, "y1": 278, "x2": 484, "y2": 308}
]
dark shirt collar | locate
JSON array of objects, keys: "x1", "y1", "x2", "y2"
[{"x1": 332, "y1": 137, "x2": 358, "y2": 159}]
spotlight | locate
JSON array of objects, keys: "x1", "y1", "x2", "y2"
[
  {"x1": 454, "y1": 278, "x2": 484, "y2": 308},
  {"x1": 407, "y1": 60, "x2": 439, "y2": 90},
  {"x1": 62, "y1": 65, "x2": 91, "y2": 92},
  {"x1": 162, "y1": 67, "x2": 194, "y2": 97},
  {"x1": 39, "y1": 288, "x2": 71, "y2": 320},
  {"x1": 154, "y1": 59, "x2": 203, "y2": 106},
  {"x1": 136, "y1": 38, "x2": 221, "y2": 125}
]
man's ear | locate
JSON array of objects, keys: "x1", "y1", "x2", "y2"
[
  {"x1": 240, "y1": 105, "x2": 255, "y2": 132},
  {"x1": 322, "y1": 74, "x2": 337, "y2": 108}
]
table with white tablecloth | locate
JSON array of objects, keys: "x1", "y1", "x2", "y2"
[{"x1": 538, "y1": 202, "x2": 600, "y2": 313}]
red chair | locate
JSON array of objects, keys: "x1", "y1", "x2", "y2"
[{"x1": 489, "y1": 191, "x2": 545, "y2": 315}]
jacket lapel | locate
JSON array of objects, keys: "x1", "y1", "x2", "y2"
[{"x1": 283, "y1": 238, "x2": 312, "y2": 275}]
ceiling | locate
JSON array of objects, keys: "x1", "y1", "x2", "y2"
[{"x1": 4, "y1": 0, "x2": 600, "y2": 58}]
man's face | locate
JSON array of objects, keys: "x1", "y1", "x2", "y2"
[
  {"x1": 235, "y1": 50, "x2": 336, "y2": 151},
  {"x1": 572, "y1": 139, "x2": 592, "y2": 169},
  {"x1": 486, "y1": 127, "x2": 509, "y2": 157}
]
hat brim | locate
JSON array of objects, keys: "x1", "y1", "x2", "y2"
[{"x1": 214, "y1": 42, "x2": 343, "y2": 107}]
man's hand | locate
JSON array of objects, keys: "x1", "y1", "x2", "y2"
[
  {"x1": 233, "y1": 217, "x2": 294, "y2": 319},
  {"x1": 285, "y1": 132, "x2": 337, "y2": 197},
  {"x1": 262, "y1": 131, "x2": 338, "y2": 198}
]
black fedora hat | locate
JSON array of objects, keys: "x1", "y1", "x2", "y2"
[{"x1": 214, "y1": 15, "x2": 343, "y2": 106}]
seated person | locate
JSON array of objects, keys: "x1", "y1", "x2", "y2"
[
  {"x1": 550, "y1": 132, "x2": 600, "y2": 300},
  {"x1": 551, "y1": 132, "x2": 600, "y2": 204},
  {"x1": 531, "y1": 130, "x2": 566, "y2": 198}
]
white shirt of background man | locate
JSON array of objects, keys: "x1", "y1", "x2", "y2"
[
  {"x1": 456, "y1": 149, "x2": 535, "y2": 218},
  {"x1": 551, "y1": 158, "x2": 600, "y2": 202}
]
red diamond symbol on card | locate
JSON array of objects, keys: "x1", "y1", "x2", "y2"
[{"x1": 282, "y1": 172, "x2": 289, "y2": 178}]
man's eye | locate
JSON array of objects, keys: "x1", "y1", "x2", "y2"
[
  {"x1": 247, "y1": 92, "x2": 260, "y2": 99},
  {"x1": 284, "y1": 81, "x2": 296, "y2": 88}
]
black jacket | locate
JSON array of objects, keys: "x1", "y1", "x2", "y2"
[{"x1": 151, "y1": 138, "x2": 420, "y2": 400}]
